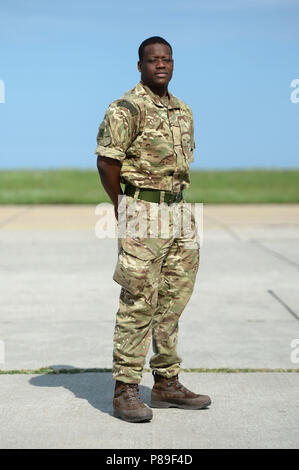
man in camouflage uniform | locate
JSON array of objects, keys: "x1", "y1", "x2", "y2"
[{"x1": 96, "y1": 37, "x2": 211, "y2": 422}]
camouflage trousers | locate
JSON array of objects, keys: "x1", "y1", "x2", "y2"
[{"x1": 112, "y1": 194, "x2": 200, "y2": 384}]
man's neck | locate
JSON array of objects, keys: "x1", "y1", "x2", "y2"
[{"x1": 142, "y1": 81, "x2": 168, "y2": 98}]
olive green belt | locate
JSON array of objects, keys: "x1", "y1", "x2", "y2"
[{"x1": 124, "y1": 184, "x2": 184, "y2": 205}]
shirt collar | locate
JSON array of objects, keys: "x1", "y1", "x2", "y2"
[{"x1": 135, "y1": 81, "x2": 181, "y2": 110}]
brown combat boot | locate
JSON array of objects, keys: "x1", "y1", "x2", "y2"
[
  {"x1": 151, "y1": 372, "x2": 212, "y2": 409},
  {"x1": 113, "y1": 380, "x2": 153, "y2": 423}
]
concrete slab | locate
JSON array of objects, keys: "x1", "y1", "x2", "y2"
[
  {"x1": 0, "y1": 205, "x2": 298, "y2": 371},
  {"x1": 0, "y1": 205, "x2": 98, "y2": 230},
  {"x1": 203, "y1": 203, "x2": 299, "y2": 226},
  {"x1": 0, "y1": 372, "x2": 298, "y2": 449}
]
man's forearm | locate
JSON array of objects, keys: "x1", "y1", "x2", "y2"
[{"x1": 97, "y1": 156, "x2": 123, "y2": 207}]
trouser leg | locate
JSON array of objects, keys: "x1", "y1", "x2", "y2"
[
  {"x1": 112, "y1": 288, "x2": 153, "y2": 384},
  {"x1": 112, "y1": 247, "x2": 163, "y2": 384},
  {"x1": 149, "y1": 240, "x2": 200, "y2": 378}
]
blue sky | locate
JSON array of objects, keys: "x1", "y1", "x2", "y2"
[{"x1": 0, "y1": 0, "x2": 298, "y2": 169}]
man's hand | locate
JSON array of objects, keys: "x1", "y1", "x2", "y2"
[{"x1": 97, "y1": 156, "x2": 123, "y2": 220}]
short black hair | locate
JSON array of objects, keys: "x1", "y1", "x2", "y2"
[{"x1": 138, "y1": 36, "x2": 172, "y2": 62}]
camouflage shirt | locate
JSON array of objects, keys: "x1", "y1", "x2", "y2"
[{"x1": 95, "y1": 82, "x2": 195, "y2": 192}]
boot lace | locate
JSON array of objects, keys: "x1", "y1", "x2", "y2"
[
  {"x1": 123, "y1": 384, "x2": 143, "y2": 407},
  {"x1": 167, "y1": 375, "x2": 188, "y2": 393}
]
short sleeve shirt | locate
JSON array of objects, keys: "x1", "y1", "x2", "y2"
[{"x1": 95, "y1": 82, "x2": 195, "y2": 193}]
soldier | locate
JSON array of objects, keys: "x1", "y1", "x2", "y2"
[{"x1": 96, "y1": 36, "x2": 211, "y2": 422}]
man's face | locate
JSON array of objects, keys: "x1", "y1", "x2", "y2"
[{"x1": 138, "y1": 43, "x2": 174, "y2": 90}]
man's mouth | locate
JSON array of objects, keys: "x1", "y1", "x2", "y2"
[{"x1": 154, "y1": 73, "x2": 168, "y2": 78}]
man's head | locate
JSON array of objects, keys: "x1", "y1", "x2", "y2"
[{"x1": 138, "y1": 36, "x2": 174, "y2": 95}]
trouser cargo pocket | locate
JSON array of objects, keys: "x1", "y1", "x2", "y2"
[
  {"x1": 113, "y1": 237, "x2": 161, "y2": 306},
  {"x1": 113, "y1": 249, "x2": 151, "y2": 296}
]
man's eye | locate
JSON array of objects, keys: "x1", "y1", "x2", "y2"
[{"x1": 148, "y1": 58, "x2": 172, "y2": 63}]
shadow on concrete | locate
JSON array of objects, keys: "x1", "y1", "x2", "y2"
[{"x1": 29, "y1": 365, "x2": 152, "y2": 419}]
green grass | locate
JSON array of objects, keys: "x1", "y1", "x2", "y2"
[
  {"x1": 186, "y1": 169, "x2": 299, "y2": 203},
  {"x1": 0, "y1": 367, "x2": 298, "y2": 375},
  {"x1": 0, "y1": 169, "x2": 109, "y2": 204},
  {"x1": 0, "y1": 169, "x2": 298, "y2": 204}
]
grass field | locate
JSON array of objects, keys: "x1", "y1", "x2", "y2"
[{"x1": 0, "y1": 169, "x2": 298, "y2": 204}]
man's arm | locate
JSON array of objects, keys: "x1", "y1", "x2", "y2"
[
  {"x1": 97, "y1": 156, "x2": 123, "y2": 220},
  {"x1": 95, "y1": 99, "x2": 140, "y2": 219}
]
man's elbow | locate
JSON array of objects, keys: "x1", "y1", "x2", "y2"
[
  {"x1": 97, "y1": 156, "x2": 121, "y2": 172},
  {"x1": 97, "y1": 156, "x2": 105, "y2": 173},
  {"x1": 97, "y1": 156, "x2": 109, "y2": 176}
]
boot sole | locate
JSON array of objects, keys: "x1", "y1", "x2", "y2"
[
  {"x1": 150, "y1": 399, "x2": 211, "y2": 410},
  {"x1": 113, "y1": 409, "x2": 153, "y2": 423}
]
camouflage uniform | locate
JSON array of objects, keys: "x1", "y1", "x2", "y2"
[{"x1": 95, "y1": 82, "x2": 199, "y2": 384}]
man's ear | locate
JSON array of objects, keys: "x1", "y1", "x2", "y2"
[{"x1": 137, "y1": 61, "x2": 141, "y2": 72}]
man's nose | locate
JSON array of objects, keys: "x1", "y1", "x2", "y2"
[{"x1": 156, "y1": 59, "x2": 166, "y2": 68}]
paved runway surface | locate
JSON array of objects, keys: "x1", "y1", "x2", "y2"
[{"x1": 0, "y1": 204, "x2": 298, "y2": 448}]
